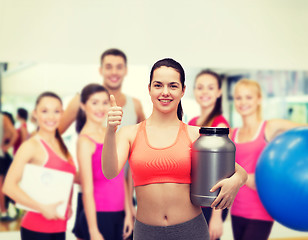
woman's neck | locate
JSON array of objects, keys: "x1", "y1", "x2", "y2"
[
  {"x1": 37, "y1": 130, "x2": 56, "y2": 143},
  {"x1": 83, "y1": 120, "x2": 106, "y2": 134},
  {"x1": 148, "y1": 110, "x2": 180, "y2": 127},
  {"x1": 241, "y1": 114, "x2": 262, "y2": 129},
  {"x1": 199, "y1": 105, "x2": 215, "y2": 123}
]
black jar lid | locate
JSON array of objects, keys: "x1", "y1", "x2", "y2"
[{"x1": 199, "y1": 127, "x2": 229, "y2": 135}]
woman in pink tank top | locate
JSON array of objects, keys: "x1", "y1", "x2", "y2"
[
  {"x1": 102, "y1": 58, "x2": 248, "y2": 240},
  {"x1": 231, "y1": 79, "x2": 306, "y2": 240},
  {"x1": 3, "y1": 92, "x2": 76, "y2": 240},
  {"x1": 188, "y1": 69, "x2": 230, "y2": 240},
  {"x1": 75, "y1": 84, "x2": 133, "y2": 240}
]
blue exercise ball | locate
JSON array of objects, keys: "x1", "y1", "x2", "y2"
[{"x1": 255, "y1": 127, "x2": 308, "y2": 231}]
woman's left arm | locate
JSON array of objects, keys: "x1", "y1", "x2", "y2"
[
  {"x1": 210, "y1": 163, "x2": 247, "y2": 210},
  {"x1": 187, "y1": 125, "x2": 247, "y2": 210},
  {"x1": 266, "y1": 119, "x2": 308, "y2": 142}
]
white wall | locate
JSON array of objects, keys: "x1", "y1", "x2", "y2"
[
  {"x1": 0, "y1": 0, "x2": 308, "y2": 70},
  {"x1": 2, "y1": 63, "x2": 99, "y2": 96},
  {"x1": 1, "y1": 0, "x2": 308, "y2": 119}
]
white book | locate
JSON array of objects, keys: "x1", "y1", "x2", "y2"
[{"x1": 16, "y1": 163, "x2": 74, "y2": 218}]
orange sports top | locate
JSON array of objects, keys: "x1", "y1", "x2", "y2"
[{"x1": 129, "y1": 120, "x2": 192, "y2": 187}]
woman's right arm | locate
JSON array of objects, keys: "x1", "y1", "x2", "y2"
[
  {"x1": 102, "y1": 95, "x2": 131, "y2": 179},
  {"x1": 20, "y1": 124, "x2": 29, "y2": 143},
  {"x1": 2, "y1": 141, "x2": 61, "y2": 219},
  {"x1": 77, "y1": 137, "x2": 104, "y2": 240},
  {"x1": 58, "y1": 94, "x2": 80, "y2": 134}
]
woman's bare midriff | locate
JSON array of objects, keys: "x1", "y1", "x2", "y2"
[{"x1": 135, "y1": 183, "x2": 202, "y2": 226}]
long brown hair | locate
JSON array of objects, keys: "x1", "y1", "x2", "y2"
[
  {"x1": 76, "y1": 84, "x2": 109, "y2": 133},
  {"x1": 194, "y1": 69, "x2": 223, "y2": 126},
  {"x1": 35, "y1": 92, "x2": 70, "y2": 159},
  {"x1": 149, "y1": 58, "x2": 185, "y2": 121}
]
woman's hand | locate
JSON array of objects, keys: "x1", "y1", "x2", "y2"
[
  {"x1": 108, "y1": 95, "x2": 123, "y2": 132},
  {"x1": 90, "y1": 230, "x2": 105, "y2": 240},
  {"x1": 123, "y1": 213, "x2": 134, "y2": 239},
  {"x1": 66, "y1": 205, "x2": 73, "y2": 220},
  {"x1": 39, "y1": 201, "x2": 63, "y2": 220},
  {"x1": 210, "y1": 173, "x2": 243, "y2": 209},
  {"x1": 208, "y1": 210, "x2": 223, "y2": 240}
]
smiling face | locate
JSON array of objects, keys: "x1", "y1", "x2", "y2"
[
  {"x1": 99, "y1": 55, "x2": 127, "y2": 90},
  {"x1": 194, "y1": 73, "x2": 221, "y2": 109},
  {"x1": 234, "y1": 82, "x2": 262, "y2": 118},
  {"x1": 34, "y1": 96, "x2": 63, "y2": 133},
  {"x1": 149, "y1": 66, "x2": 185, "y2": 115},
  {"x1": 81, "y1": 91, "x2": 110, "y2": 124}
]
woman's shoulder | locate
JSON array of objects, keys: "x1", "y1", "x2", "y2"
[
  {"x1": 117, "y1": 123, "x2": 141, "y2": 142},
  {"x1": 188, "y1": 116, "x2": 199, "y2": 126},
  {"x1": 121, "y1": 123, "x2": 140, "y2": 133},
  {"x1": 186, "y1": 124, "x2": 200, "y2": 142},
  {"x1": 77, "y1": 132, "x2": 98, "y2": 147},
  {"x1": 119, "y1": 123, "x2": 140, "y2": 133},
  {"x1": 14, "y1": 136, "x2": 42, "y2": 159},
  {"x1": 212, "y1": 115, "x2": 230, "y2": 127},
  {"x1": 24, "y1": 135, "x2": 41, "y2": 148}
]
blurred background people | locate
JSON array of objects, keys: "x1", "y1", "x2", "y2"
[
  {"x1": 0, "y1": 112, "x2": 17, "y2": 221},
  {"x1": 13, "y1": 108, "x2": 29, "y2": 155},
  {"x1": 230, "y1": 79, "x2": 307, "y2": 240},
  {"x1": 75, "y1": 83, "x2": 133, "y2": 240},
  {"x1": 3, "y1": 92, "x2": 76, "y2": 240},
  {"x1": 59, "y1": 49, "x2": 145, "y2": 240}
]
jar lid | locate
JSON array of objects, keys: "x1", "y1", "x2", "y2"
[{"x1": 199, "y1": 127, "x2": 229, "y2": 135}]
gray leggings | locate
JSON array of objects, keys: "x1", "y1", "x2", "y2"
[{"x1": 133, "y1": 213, "x2": 209, "y2": 240}]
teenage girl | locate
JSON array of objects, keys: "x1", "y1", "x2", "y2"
[
  {"x1": 102, "y1": 58, "x2": 248, "y2": 240},
  {"x1": 76, "y1": 83, "x2": 133, "y2": 240},
  {"x1": 3, "y1": 92, "x2": 76, "y2": 240},
  {"x1": 231, "y1": 79, "x2": 306, "y2": 240},
  {"x1": 188, "y1": 69, "x2": 229, "y2": 240}
]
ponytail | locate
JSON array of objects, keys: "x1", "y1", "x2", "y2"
[
  {"x1": 150, "y1": 58, "x2": 186, "y2": 121},
  {"x1": 201, "y1": 97, "x2": 222, "y2": 127},
  {"x1": 76, "y1": 108, "x2": 86, "y2": 133},
  {"x1": 35, "y1": 91, "x2": 70, "y2": 159},
  {"x1": 55, "y1": 129, "x2": 70, "y2": 159},
  {"x1": 76, "y1": 84, "x2": 109, "y2": 133},
  {"x1": 177, "y1": 101, "x2": 183, "y2": 121},
  {"x1": 195, "y1": 69, "x2": 223, "y2": 127}
]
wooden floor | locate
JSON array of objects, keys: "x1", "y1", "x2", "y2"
[
  {"x1": 0, "y1": 218, "x2": 22, "y2": 232},
  {"x1": 270, "y1": 238, "x2": 308, "y2": 240},
  {"x1": 1, "y1": 218, "x2": 308, "y2": 240},
  {"x1": 1, "y1": 203, "x2": 307, "y2": 240}
]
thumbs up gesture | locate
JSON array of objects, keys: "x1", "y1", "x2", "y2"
[{"x1": 108, "y1": 95, "x2": 123, "y2": 131}]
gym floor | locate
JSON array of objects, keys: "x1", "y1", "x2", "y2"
[{"x1": 1, "y1": 213, "x2": 308, "y2": 240}]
